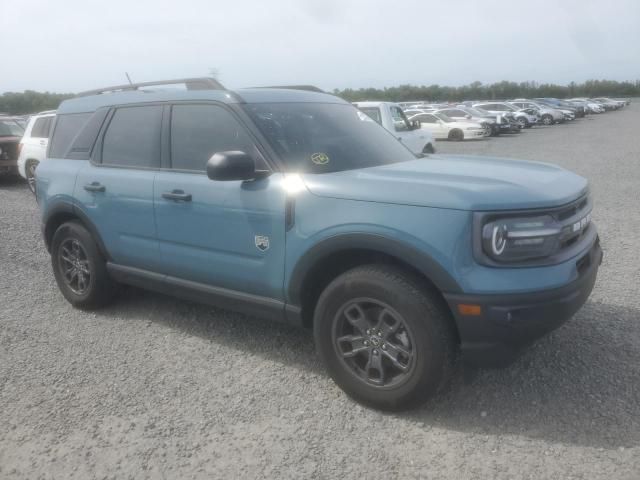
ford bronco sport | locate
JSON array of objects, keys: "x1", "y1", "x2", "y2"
[{"x1": 37, "y1": 78, "x2": 602, "y2": 410}]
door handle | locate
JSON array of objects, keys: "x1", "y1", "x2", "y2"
[
  {"x1": 162, "y1": 190, "x2": 192, "y2": 202},
  {"x1": 84, "y1": 182, "x2": 105, "y2": 193}
]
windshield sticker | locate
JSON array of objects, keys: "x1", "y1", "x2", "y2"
[
  {"x1": 311, "y1": 153, "x2": 329, "y2": 165},
  {"x1": 311, "y1": 153, "x2": 330, "y2": 165}
]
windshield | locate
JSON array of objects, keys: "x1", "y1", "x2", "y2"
[
  {"x1": 468, "y1": 107, "x2": 490, "y2": 116},
  {"x1": 0, "y1": 119, "x2": 25, "y2": 137},
  {"x1": 243, "y1": 103, "x2": 416, "y2": 174}
]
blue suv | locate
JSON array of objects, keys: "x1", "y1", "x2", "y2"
[{"x1": 37, "y1": 78, "x2": 602, "y2": 410}]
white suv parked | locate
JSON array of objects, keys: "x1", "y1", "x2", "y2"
[
  {"x1": 353, "y1": 102, "x2": 435, "y2": 154},
  {"x1": 17, "y1": 111, "x2": 55, "y2": 193}
]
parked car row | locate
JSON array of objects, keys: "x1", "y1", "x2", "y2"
[{"x1": 354, "y1": 96, "x2": 631, "y2": 148}]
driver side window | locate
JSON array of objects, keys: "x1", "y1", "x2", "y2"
[
  {"x1": 390, "y1": 106, "x2": 411, "y2": 132},
  {"x1": 170, "y1": 104, "x2": 262, "y2": 172}
]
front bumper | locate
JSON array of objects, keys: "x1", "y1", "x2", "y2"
[
  {"x1": 444, "y1": 238, "x2": 602, "y2": 367},
  {"x1": 464, "y1": 130, "x2": 487, "y2": 139}
]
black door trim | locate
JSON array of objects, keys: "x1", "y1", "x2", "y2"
[{"x1": 106, "y1": 263, "x2": 300, "y2": 326}]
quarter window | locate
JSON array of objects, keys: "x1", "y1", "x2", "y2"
[
  {"x1": 359, "y1": 107, "x2": 382, "y2": 125},
  {"x1": 102, "y1": 106, "x2": 162, "y2": 168},
  {"x1": 31, "y1": 117, "x2": 53, "y2": 138},
  {"x1": 49, "y1": 113, "x2": 91, "y2": 158},
  {"x1": 170, "y1": 104, "x2": 255, "y2": 172}
]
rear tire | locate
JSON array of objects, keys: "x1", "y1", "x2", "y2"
[
  {"x1": 25, "y1": 159, "x2": 39, "y2": 194},
  {"x1": 313, "y1": 265, "x2": 457, "y2": 411},
  {"x1": 51, "y1": 221, "x2": 117, "y2": 309}
]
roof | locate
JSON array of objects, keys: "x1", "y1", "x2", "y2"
[{"x1": 57, "y1": 87, "x2": 346, "y2": 115}]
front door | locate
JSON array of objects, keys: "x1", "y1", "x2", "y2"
[{"x1": 153, "y1": 103, "x2": 286, "y2": 300}]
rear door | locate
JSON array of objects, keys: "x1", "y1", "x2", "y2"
[
  {"x1": 74, "y1": 105, "x2": 162, "y2": 271},
  {"x1": 153, "y1": 103, "x2": 286, "y2": 300}
]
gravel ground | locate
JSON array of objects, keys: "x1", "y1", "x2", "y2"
[{"x1": 1, "y1": 105, "x2": 639, "y2": 479}]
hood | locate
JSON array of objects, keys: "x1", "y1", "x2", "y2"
[{"x1": 301, "y1": 155, "x2": 588, "y2": 211}]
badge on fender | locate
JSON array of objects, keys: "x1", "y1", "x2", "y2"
[{"x1": 255, "y1": 235, "x2": 270, "y2": 252}]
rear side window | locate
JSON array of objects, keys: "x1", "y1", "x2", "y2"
[
  {"x1": 414, "y1": 114, "x2": 437, "y2": 123},
  {"x1": 30, "y1": 117, "x2": 53, "y2": 139},
  {"x1": 101, "y1": 106, "x2": 162, "y2": 168},
  {"x1": 49, "y1": 113, "x2": 91, "y2": 158},
  {"x1": 170, "y1": 104, "x2": 255, "y2": 171}
]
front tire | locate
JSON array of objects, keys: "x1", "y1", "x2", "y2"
[
  {"x1": 51, "y1": 221, "x2": 117, "y2": 309},
  {"x1": 423, "y1": 143, "x2": 435, "y2": 154},
  {"x1": 541, "y1": 114, "x2": 554, "y2": 125},
  {"x1": 313, "y1": 265, "x2": 457, "y2": 410},
  {"x1": 448, "y1": 129, "x2": 464, "y2": 141}
]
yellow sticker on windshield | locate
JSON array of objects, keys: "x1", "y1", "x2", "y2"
[{"x1": 311, "y1": 152, "x2": 330, "y2": 165}]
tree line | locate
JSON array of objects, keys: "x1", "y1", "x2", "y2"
[
  {"x1": 333, "y1": 79, "x2": 640, "y2": 103},
  {"x1": 0, "y1": 90, "x2": 74, "y2": 115},
  {"x1": 1, "y1": 79, "x2": 638, "y2": 114}
]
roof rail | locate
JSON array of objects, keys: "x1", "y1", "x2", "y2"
[
  {"x1": 257, "y1": 85, "x2": 325, "y2": 93},
  {"x1": 75, "y1": 77, "x2": 225, "y2": 97}
]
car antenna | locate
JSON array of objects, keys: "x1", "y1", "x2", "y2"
[{"x1": 125, "y1": 72, "x2": 133, "y2": 85}]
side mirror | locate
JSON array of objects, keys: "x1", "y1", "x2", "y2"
[
  {"x1": 411, "y1": 120, "x2": 421, "y2": 130},
  {"x1": 206, "y1": 151, "x2": 267, "y2": 181}
]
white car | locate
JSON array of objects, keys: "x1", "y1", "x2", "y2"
[
  {"x1": 406, "y1": 111, "x2": 487, "y2": 141},
  {"x1": 569, "y1": 99, "x2": 604, "y2": 114},
  {"x1": 18, "y1": 111, "x2": 55, "y2": 193},
  {"x1": 509, "y1": 100, "x2": 565, "y2": 125},
  {"x1": 353, "y1": 101, "x2": 435, "y2": 154}
]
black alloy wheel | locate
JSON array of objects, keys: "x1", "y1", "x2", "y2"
[
  {"x1": 333, "y1": 299, "x2": 416, "y2": 388},
  {"x1": 58, "y1": 238, "x2": 92, "y2": 295},
  {"x1": 51, "y1": 220, "x2": 117, "y2": 309}
]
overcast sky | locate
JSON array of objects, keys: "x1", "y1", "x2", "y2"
[{"x1": 2, "y1": 0, "x2": 639, "y2": 93}]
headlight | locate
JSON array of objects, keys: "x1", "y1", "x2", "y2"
[
  {"x1": 481, "y1": 215, "x2": 559, "y2": 262},
  {"x1": 475, "y1": 196, "x2": 594, "y2": 266}
]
